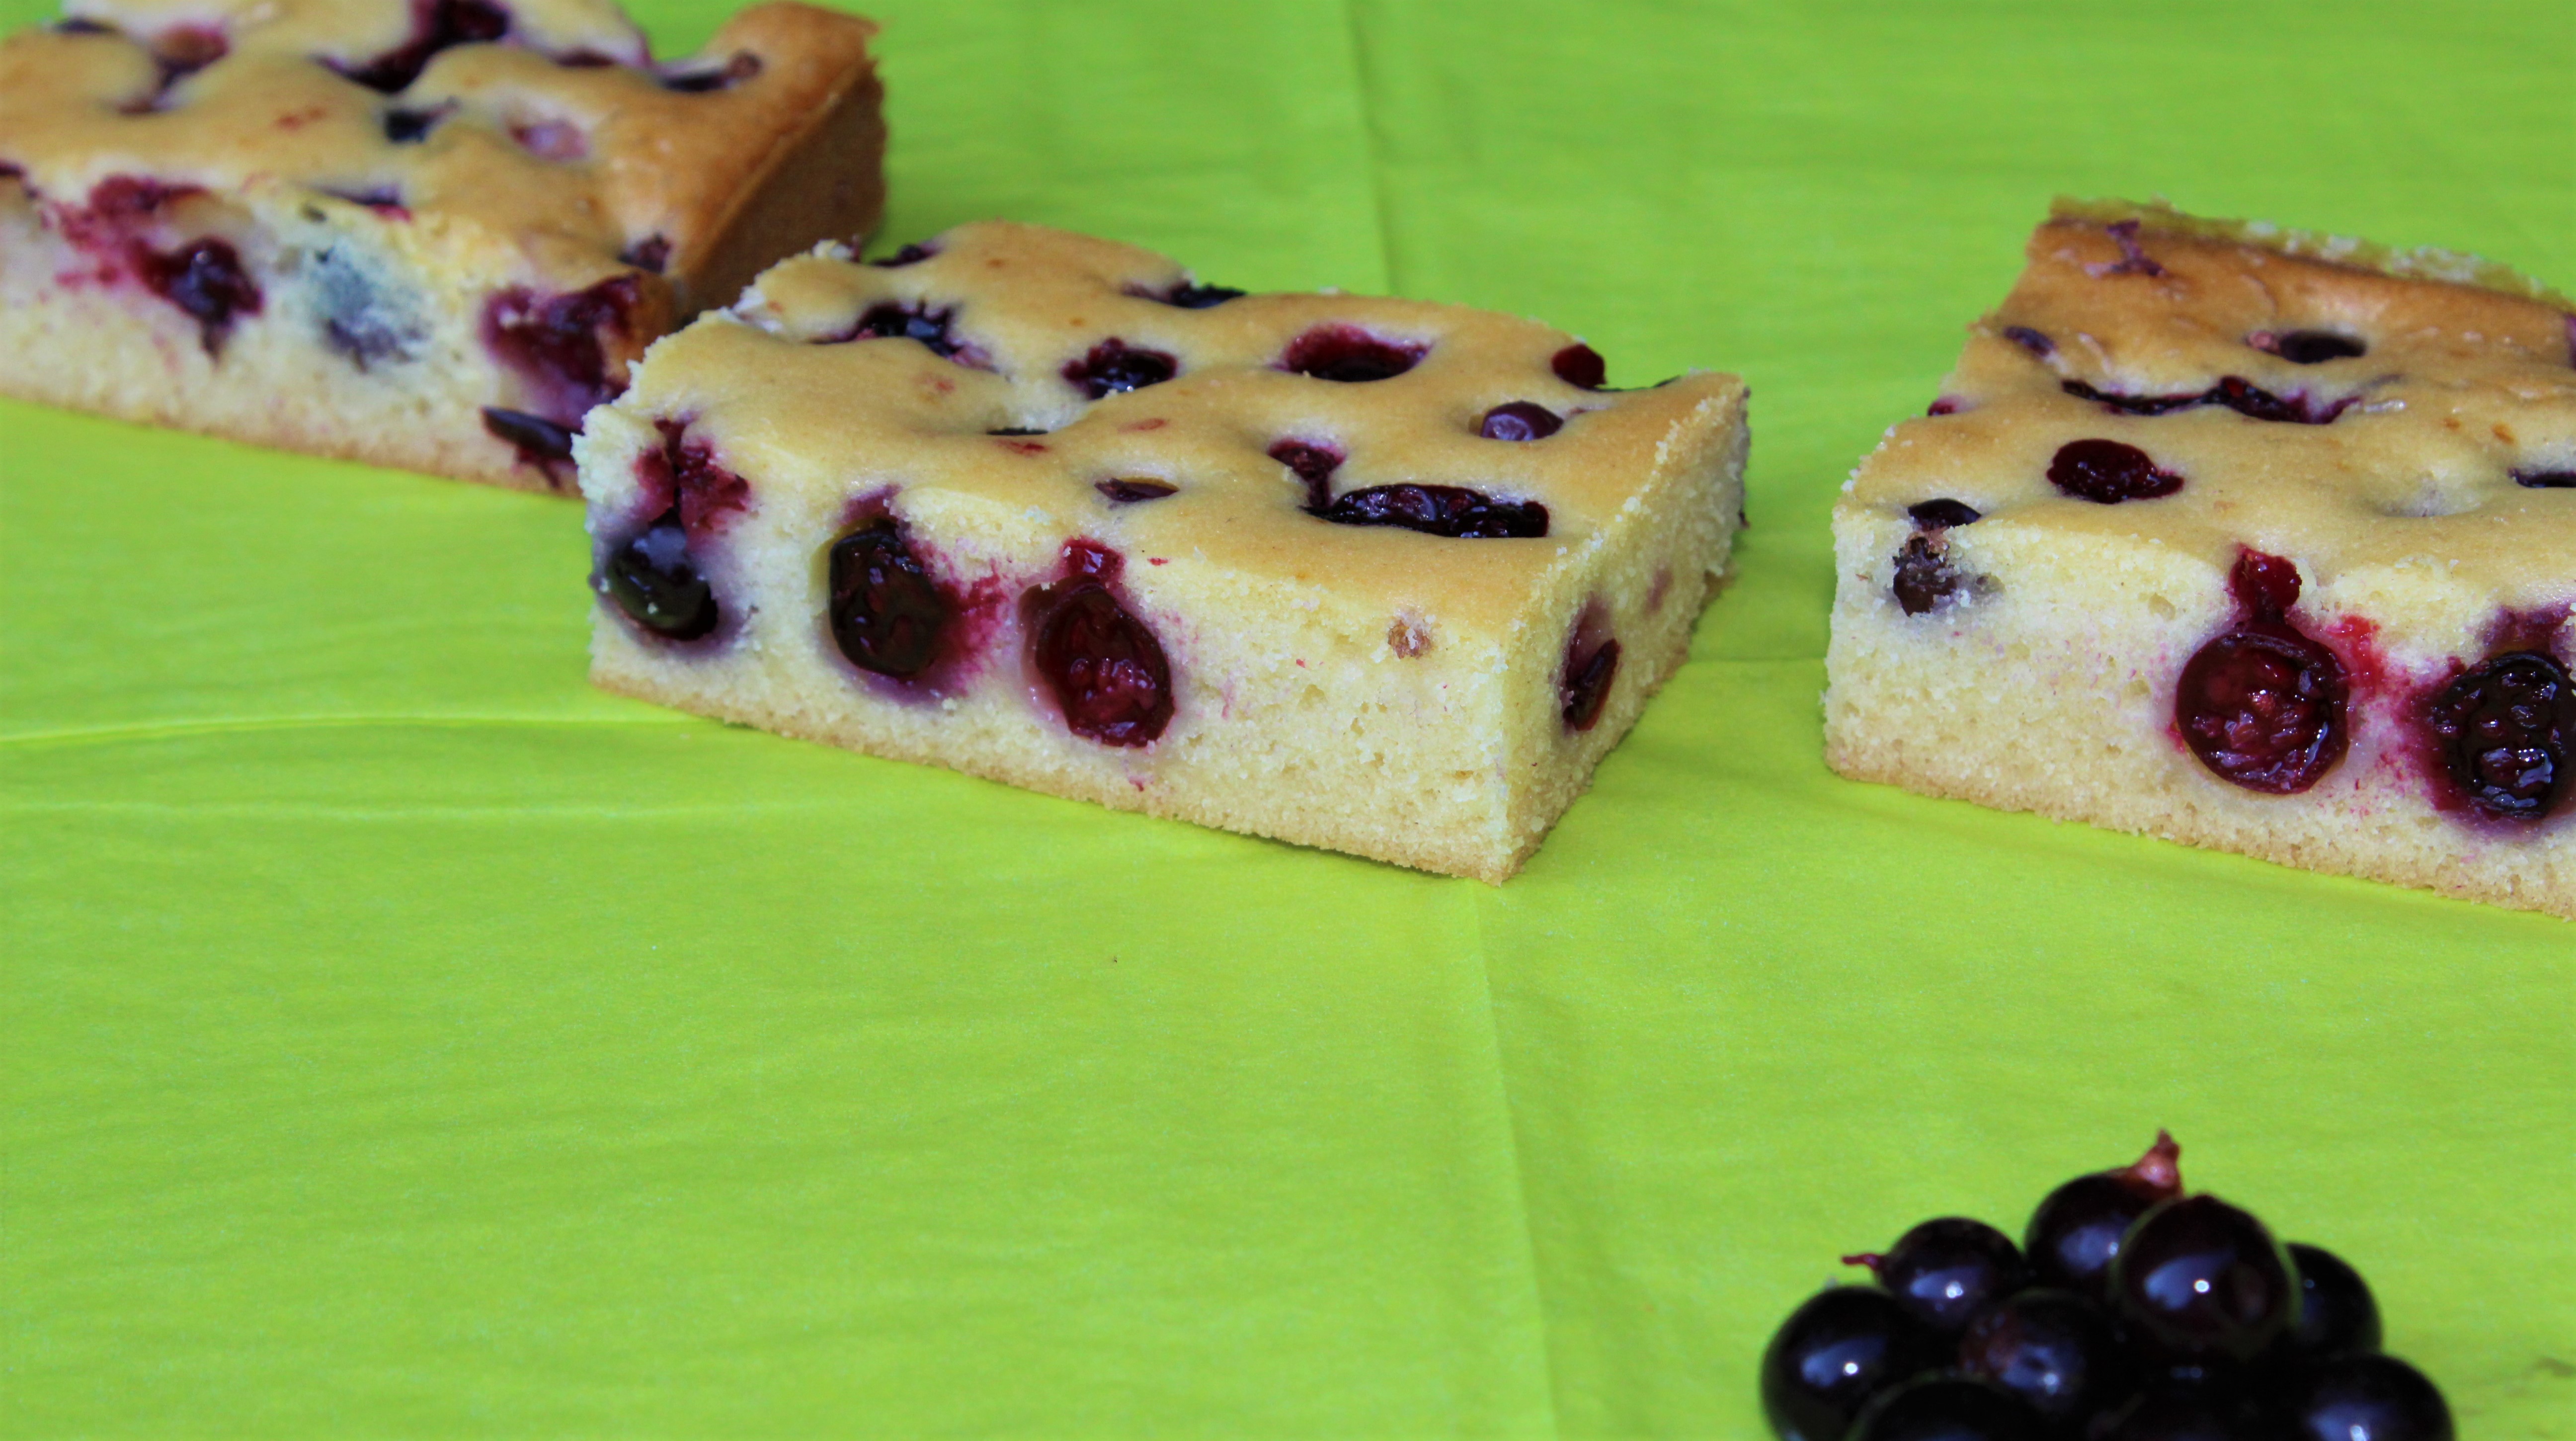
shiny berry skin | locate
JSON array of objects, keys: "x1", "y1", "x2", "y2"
[
  {"x1": 599, "y1": 510, "x2": 716, "y2": 640},
  {"x1": 480, "y1": 406, "x2": 573, "y2": 466},
  {"x1": 1552, "y1": 342, "x2": 1607, "y2": 389},
  {"x1": 1757, "y1": 1286, "x2": 1943, "y2": 1441},
  {"x1": 1846, "y1": 1375, "x2": 2047, "y2": 1441},
  {"x1": 2178, "y1": 622, "x2": 2348, "y2": 794},
  {"x1": 1847, "y1": 1217, "x2": 2032, "y2": 1334},
  {"x1": 840, "y1": 301, "x2": 976, "y2": 363},
  {"x1": 1954, "y1": 1288, "x2": 2134, "y2": 1428},
  {"x1": 1908, "y1": 499, "x2": 1982, "y2": 530},
  {"x1": 143, "y1": 238, "x2": 261, "y2": 354},
  {"x1": 1280, "y1": 325, "x2": 1425, "y2": 382},
  {"x1": 1095, "y1": 479, "x2": 1178, "y2": 504},
  {"x1": 2423, "y1": 652, "x2": 2573, "y2": 821},
  {"x1": 1023, "y1": 567, "x2": 1173, "y2": 747},
  {"x1": 2109, "y1": 1196, "x2": 2298, "y2": 1362},
  {"x1": 827, "y1": 521, "x2": 948, "y2": 678},
  {"x1": 1062, "y1": 338, "x2": 1178, "y2": 398},
  {"x1": 2276, "y1": 1242, "x2": 2382, "y2": 1362},
  {"x1": 2283, "y1": 1354, "x2": 2452, "y2": 1441},
  {"x1": 2515, "y1": 469, "x2": 2576, "y2": 489},
  {"x1": 1479, "y1": 402, "x2": 1562, "y2": 441},
  {"x1": 2024, "y1": 1132, "x2": 2182, "y2": 1304},
  {"x1": 2047, "y1": 439, "x2": 2183, "y2": 504},
  {"x1": 2263, "y1": 330, "x2": 2367, "y2": 364},
  {"x1": 1314, "y1": 484, "x2": 1548, "y2": 539}
]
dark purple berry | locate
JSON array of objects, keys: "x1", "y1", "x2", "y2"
[
  {"x1": 1845, "y1": 1217, "x2": 2031, "y2": 1334},
  {"x1": 836, "y1": 301, "x2": 979, "y2": 364},
  {"x1": 620, "y1": 234, "x2": 670, "y2": 272},
  {"x1": 599, "y1": 510, "x2": 716, "y2": 641},
  {"x1": 2047, "y1": 439, "x2": 2183, "y2": 504},
  {"x1": 1758, "y1": 1287, "x2": 1944, "y2": 1441},
  {"x1": 2025, "y1": 1132, "x2": 2182, "y2": 1304},
  {"x1": 2423, "y1": 652, "x2": 2573, "y2": 821},
  {"x1": 1892, "y1": 535, "x2": 1965, "y2": 616},
  {"x1": 2283, "y1": 1354, "x2": 2451, "y2": 1441},
  {"x1": 1267, "y1": 439, "x2": 1343, "y2": 509},
  {"x1": 2109, "y1": 1195, "x2": 2298, "y2": 1362},
  {"x1": 1062, "y1": 338, "x2": 1177, "y2": 398},
  {"x1": 2178, "y1": 554, "x2": 2347, "y2": 795},
  {"x1": 1095, "y1": 479, "x2": 1178, "y2": 504},
  {"x1": 870, "y1": 241, "x2": 936, "y2": 268},
  {"x1": 142, "y1": 238, "x2": 260, "y2": 354},
  {"x1": 2090, "y1": 219, "x2": 2168, "y2": 278},
  {"x1": 1560, "y1": 608, "x2": 1618, "y2": 732},
  {"x1": 482, "y1": 275, "x2": 640, "y2": 424},
  {"x1": 1023, "y1": 553, "x2": 1172, "y2": 747},
  {"x1": 1156, "y1": 282, "x2": 1243, "y2": 308},
  {"x1": 2061, "y1": 377, "x2": 2352, "y2": 426},
  {"x1": 1315, "y1": 484, "x2": 1548, "y2": 540},
  {"x1": 827, "y1": 520, "x2": 948, "y2": 678},
  {"x1": 2276, "y1": 1242, "x2": 2382, "y2": 1362},
  {"x1": 637, "y1": 419, "x2": 749, "y2": 535},
  {"x1": 1281, "y1": 325, "x2": 1425, "y2": 382},
  {"x1": 1954, "y1": 1289, "x2": 2134, "y2": 1430},
  {"x1": 2259, "y1": 330, "x2": 2367, "y2": 364},
  {"x1": 660, "y1": 50, "x2": 760, "y2": 92},
  {"x1": 382, "y1": 102, "x2": 452, "y2": 142},
  {"x1": 1846, "y1": 1375, "x2": 2047, "y2": 1441},
  {"x1": 1551, "y1": 342, "x2": 1607, "y2": 389},
  {"x1": 2003, "y1": 325, "x2": 2055, "y2": 357},
  {"x1": 1908, "y1": 499, "x2": 1982, "y2": 530},
  {"x1": 331, "y1": 0, "x2": 510, "y2": 93},
  {"x1": 1479, "y1": 402, "x2": 1562, "y2": 441},
  {"x1": 481, "y1": 406, "x2": 573, "y2": 464},
  {"x1": 2514, "y1": 469, "x2": 2576, "y2": 488}
]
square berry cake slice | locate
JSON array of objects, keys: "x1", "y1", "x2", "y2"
[
  {"x1": 1828, "y1": 199, "x2": 2576, "y2": 917},
  {"x1": 574, "y1": 221, "x2": 1749, "y2": 881},
  {"x1": 0, "y1": 0, "x2": 883, "y2": 491}
]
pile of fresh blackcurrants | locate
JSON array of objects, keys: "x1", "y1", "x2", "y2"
[{"x1": 1760, "y1": 1133, "x2": 2453, "y2": 1440}]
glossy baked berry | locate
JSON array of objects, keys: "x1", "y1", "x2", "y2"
[
  {"x1": 2261, "y1": 330, "x2": 2367, "y2": 364},
  {"x1": 2061, "y1": 378, "x2": 2352, "y2": 426},
  {"x1": 144, "y1": 238, "x2": 261, "y2": 354},
  {"x1": 1551, "y1": 342, "x2": 1607, "y2": 389},
  {"x1": 1315, "y1": 484, "x2": 1548, "y2": 539},
  {"x1": 2109, "y1": 1196, "x2": 2298, "y2": 1362},
  {"x1": 1479, "y1": 402, "x2": 1562, "y2": 441},
  {"x1": 1846, "y1": 1375, "x2": 2046, "y2": 1441},
  {"x1": 1908, "y1": 499, "x2": 1982, "y2": 530},
  {"x1": 1847, "y1": 1217, "x2": 2031, "y2": 1334},
  {"x1": 2514, "y1": 469, "x2": 2576, "y2": 489},
  {"x1": 2276, "y1": 1242, "x2": 2382, "y2": 1362},
  {"x1": 2047, "y1": 439, "x2": 2183, "y2": 505},
  {"x1": 600, "y1": 510, "x2": 717, "y2": 640},
  {"x1": 2283, "y1": 1354, "x2": 2452, "y2": 1441},
  {"x1": 2423, "y1": 652, "x2": 2572, "y2": 821},
  {"x1": 480, "y1": 406, "x2": 573, "y2": 464},
  {"x1": 1158, "y1": 282, "x2": 1244, "y2": 309},
  {"x1": 1758, "y1": 1286, "x2": 1943, "y2": 1441},
  {"x1": 1281, "y1": 325, "x2": 1425, "y2": 382},
  {"x1": 827, "y1": 521, "x2": 948, "y2": 678},
  {"x1": 334, "y1": 0, "x2": 510, "y2": 93},
  {"x1": 1560, "y1": 615, "x2": 1619, "y2": 732},
  {"x1": 1954, "y1": 1289, "x2": 2134, "y2": 1428},
  {"x1": 1892, "y1": 535, "x2": 1967, "y2": 615},
  {"x1": 2025, "y1": 1132, "x2": 2182, "y2": 1304},
  {"x1": 1063, "y1": 338, "x2": 1178, "y2": 398},
  {"x1": 2178, "y1": 623, "x2": 2348, "y2": 793},
  {"x1": 1024, "y1": 571, "x2": 1172, "y2": 747},
  {"x1": 1096, "y1": 479, "x2": 1178, "y2": 504},
  {"x1": 842, "y1": 301, "x2": 973, "y2": 362}
]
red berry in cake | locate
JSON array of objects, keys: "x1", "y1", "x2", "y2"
[
  {"x1": 333, "y1": 0, "x2": 511, "y2": 94},
  {"x1": 1062, "y1": 338, "x2": 1178, "y2": 398},
  {"x1": 1560, "y1": 612, "x2": 1619, "y2": 732},
  {"x1": 1266, "y1": 439, "x2": 1344, "y2": 509},
  {"x1": 2282, "y1": 1355, "x2": 2452, "y2": 1441},
  {"x1": 599, "y1": 510, "x2": 717, "y2": 641},
  {"x1": 1845, "y1": 1376, "x2": 2046, "y2": 1441},
  {"x1": 827, "y1": 520, "x2": 948, "y2": 678},
  {"x1": 2179, "y1": 553, "x2": 2349, "y2": 798},
  {"x1": 1759, "y1": 1287, "x2": 1944, "y2": 1441},
  {"x1": 2047, "y1": 439, "x2": 2184, "y2": 504},
  {"x1": 2024, "y1": 1132, "x2": 2182, "y2": 1303},
  {"x1": 2422, "y1": 651, "x2": 2572, "y2": 821},
  {"x1": 1551, "y1": 342, "x2": 1607, "y2": 389},
  {"x1": 1023, "y1": 551, "x2": 1173, "y2": 747},
  {"x1": 2254, "y1": 330, "x2": 2367, "y2": 364},
  {"x1": 2275, "y1": 1242, "x2": 2382, "y2": 1362},
  {"x1": 2003, "y1": 325, "x2": 2055, "y2": 357},
  {"x1": 1317, "y1": 484, "x2": 1549, "y2": 539},
  {"x1": 1845, "y1": 1217, "x2": 2032, "y2": 1334},
  {"x1": 142, "y1": 237, "x2": 261, "y2": 354},
  {"x1": 1479, "y1": 402, "x2": 1563, "y2": 441},
  {"x1": 1281, "y1": 325, "x2": 1426, "y2": 382},
  {"x1": 1095, "y1": 479, "x2": 1178, "y2": 504},
  {"x1": 1955, "y1": 1289, "x2": 2135, "y2": 1429},
  {"x1": 1907, "y1": 499, "x2": 1982, "y2": 530},
  {"x1": 482, "y1": 276, "x2": 640, "y2": 424},
  {"x1": 2108, "y1": 1195, "x2": 2298, "y2": 1363}
]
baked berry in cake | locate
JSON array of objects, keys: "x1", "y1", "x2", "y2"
[
  {"x1": 1827, "y1": 199, "x2": 2576, "y2": 917},
  {"x1": 574, "y1": 221, "x2": 1749, "y2": 881},
  {"x1": 0, "y1": 0, "x2": 883, "y2": 491}
]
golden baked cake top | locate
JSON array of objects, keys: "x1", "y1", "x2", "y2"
[
  {"x1": 0, "y1": 0, "x2": 879, "y2": 287},
  {"x1": 614, "y1": 219, "x2": 1746, "y2": 636},
  {"x1": 1846, "y1": 199, "x2": 2576, "y2": 643}
]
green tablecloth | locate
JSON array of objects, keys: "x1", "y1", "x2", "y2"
[{"x1": 6, "y1": 1, "x2": 2572, "y2": 1433}]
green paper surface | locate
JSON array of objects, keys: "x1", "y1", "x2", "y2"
[{"x1": 5, "y1": 0, "x2": 2573, "y2": 1433}]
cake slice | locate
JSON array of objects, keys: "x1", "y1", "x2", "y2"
[
  {"x1": 0, "y1": 0, "x2": 883, "y2": 491},
  {"x1": 574, "y1": 221, "x2": 1749, "y2": 880},
  {"x1": 1827, "y1": 199, "x2": 2576, "y2": 917}
]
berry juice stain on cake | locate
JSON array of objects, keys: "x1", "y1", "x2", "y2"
[
  {"x1": 2175, "y1": 551, "x2": 2348, "y2": 794},
  {"x1": 1022, "y1": 540, "x2": 1174, "y2": 748},
  {"x1": 819, "y1": 496, "x2": 1008, "y2": 701},
  {"x1": 594, "y1": 421, "x2": 748, "y2": 645}
]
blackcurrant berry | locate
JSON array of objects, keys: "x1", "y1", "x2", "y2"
[
  {"x1": 1846, "y1": 1375, "x2": 2047, "y2": 1441},
  {"x1": 1757, "y1": 1286, "x2": 1941, "y2": 1441},
  {"x1": 2283, "y1": 1354, "x2": 2452, "y2": 1441},
  {"x1": 2025, "y1": 1132, "x2": 2181, "y2": 1303},
  {"x1": 2275, "y1": 1242, "x2": 2382, "y2": 1362},
  {"x1": 1847, "y1": 1217, "x2": 2032, "y2": 1333},
  {"x1": 599, "y1": 509, "x2": 717, "y2": 641},
  {"x1": 1954, "y1": 1288, "x2": 2135, "y2": 1429},
  {"x1": 2109, "y1": 1196, "x2": 2297, "y2": 1362}
]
